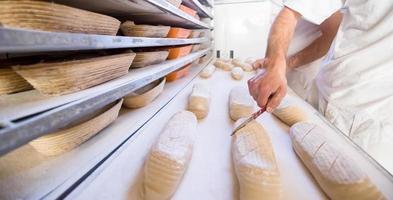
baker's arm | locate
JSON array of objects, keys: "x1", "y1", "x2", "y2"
[
  {"x1": 287, "y1": 11, "x2": 342, "y2": 69},
  {"x1": 248, "y1": 7, "x2": 300, "y2": 112}
]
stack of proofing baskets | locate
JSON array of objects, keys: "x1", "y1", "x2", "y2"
[{"x1": 0, "y1": 0, "x2": 209, "y2": 156}]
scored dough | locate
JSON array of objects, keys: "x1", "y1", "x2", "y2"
[
  {"x1": 272, "y1": 106, "x2": 308, "y2": 126},
  {"x1": 231, "y1": 67, "x2": 244, "y2": 80},
  {"x1": 214, "y1": 60, "x2": 233, "y2": 71},
  {"x1": 199, "y1": 64, "x2": 215, "y2": 78},
  {"x1": 232, "y1": 120, "x2": 282, "y2": 200},
  {"x1": 229, "y1": 86, "x2": 254, "y2": 121},
  {"x1": 187, "y1": 82, "x2": 210, "y2": 119},
  {"x1": 290, "y1": 122, "x2": 385, "y2": 200},
  {"x1": 144, "y1": 111, "x2": 197, "y2": 200},
  {"x1": 232, "y1": 58, "x2": 253, "y2": 72}
]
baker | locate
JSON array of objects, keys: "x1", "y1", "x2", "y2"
[
  {"x1": 248, "y1": 0, "x2": 393, "y2": 172},
  {"x1": 254, "y1": 1, "x2": 342, "y2": 109}
]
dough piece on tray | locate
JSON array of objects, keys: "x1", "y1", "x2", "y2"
[
  {"x1": 232, "y1": 119, "x2": 282, "y2": 200},
  {"x1": 272, "y1": 106, "x2": 308, "y2": 126},
  {"x1": 290, "y1": 122, "x2": 385, "y2": 200},
  {"x1": 144, "y1": 111, "x2": 197, "y2": 200},
  {"x1": 214, "y1": 59, "x2": 233, "y2": 71},
  {"x1": 229, "y1": 86, "x2": 254, "y2": 121},
  {"x1": 231, "y1": 67, "x2": 244, "y2": 80},
  {"x1": 199, "y1": 64, "x2": 215, "y2": 78},
  {"x1": 188, "y1": 82, "x2": 210, "y2": 119},
  {"x1": 232, "y1": 58, "x2": 253, "y2": 72}
]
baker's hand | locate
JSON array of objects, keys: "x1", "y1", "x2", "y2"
[{"x1": 248, "y1": 58, "x2": 287, "y2": 112}]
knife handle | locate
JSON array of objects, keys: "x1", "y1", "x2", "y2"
[{"x1": 252, "y1": 108, "x2": 266, "y2": 119}]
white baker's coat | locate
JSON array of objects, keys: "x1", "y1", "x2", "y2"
[
  {"x1": 285, "y1": 0, "x2": 393, "y2": 172},
  {"x1": 270, "y1": 0, "x2": 331, "y2": 109}
]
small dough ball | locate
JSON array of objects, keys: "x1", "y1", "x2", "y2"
[
  {"x1": 232, "y1": 58, "x2": 253, "y2": 72},
  {"x1": 231, "y1": 67, "x2": 244, "y2": 80},
  {"x1": 214, "y1": 60, "x2": 233, "y2": 71},
  {"x1": 199, "y1": 64, "x2": 215, "y2": 78},
  {"x1": 272, "y1": 106, "x2": 308, "y2": 126},
  {"x1": 245, "y1": 57, "x2": 256, "y2": 64}
]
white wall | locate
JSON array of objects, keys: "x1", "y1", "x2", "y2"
[{"x1": 213, "y1": 0, "x2": 280, "y2": 60}]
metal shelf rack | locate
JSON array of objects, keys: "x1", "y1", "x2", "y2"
[
  {"x1": 54, "y1": 0, "x2": 212, "y2": 29},
  {"x1": 182, "y1": 0, "x2": 213, "y2": 18},
  {"x1": 0, "y1": 48, "x2": 211, "y2": 156}
]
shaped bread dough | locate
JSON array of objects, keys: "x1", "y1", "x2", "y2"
[
  {"x1": 231, "y1": 67, "x2": 244, "y2": 80},
  {"x1": 245, "y1": 57, "x2": 255, "y2": 65},
  {"x1": 229, "y1": 86, "x2": 254, "y2": 121},
  {"x1": 232, "y1": 120, "x2": 282, "y2": 200},
  {"x1": 290, "y1": 122, "x2": 385, "y2": 200},
  {"x1": 272, "y1": 106, "x2": 308, "y2": 126},
  {"x1": 144, "y1": 111, "x2": 197, "y2": 200},
  {"x1": 232, "y1": 58, "x2": 253, "y2": 72},
  {"x1": 199, "y1": 64, "x2": 215, "y2": 78},
  {"x1": 188, "y1": 82, "x2": 210, "y2": 119},
  {"x1": 214, "y1": 60, "x2": 233, "y2": 71}
]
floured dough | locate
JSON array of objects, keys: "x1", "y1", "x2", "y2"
[
  {"x1": 144, "y1": 111, "x2": 197, "y2": 200},
  {"x1": 290, "y1": 122, "x2": 385, "y2": 200},
  {"x1": 231, "y1": 67, "x2": 244, "y2": 80},
  {"x1": 214, "y1": 60, "x2": 233, "y2": 71},
  {"x1": 272, "y1": 106, "x2": 308, "y2": 126},
  {"x1": 232, "y1": 120, "x2": 282, "y2": 200},
  {"x1": 229, "y1": 86, "x2": 254, "y2": 121},
  {"x1": 199, "y1": 64, "x2": 215, "y2": 78},
  {"x1": 245, "y1": 57, "x2": 255, "y2": 65},
  {"x1": 232, "y1": 58, "x2": 253, "y2": 72},
  {"x1": 188, "y1": 82, "x2": 210, "y2": 119}
]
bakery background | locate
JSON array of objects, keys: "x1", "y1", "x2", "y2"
[{"x1": 0, "y1": 0, "x2": 392, "y2": 200}]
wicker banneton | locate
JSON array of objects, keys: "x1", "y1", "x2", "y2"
[
  {"x1": 120, "y1": 21, "x2": 170, "y2": 38},
  {"x1": 30, "y1": 99, "x2": 123, "y2": 156},
  {"x1": 123, "y1": 78, "x2": 166, "y2": 108},
  {"x1": 131, "y1": 51, "x2": 169, "y2": 68},
  {"x1": 13, "y1": 52, "x2": 136, "y2": 96},
  {"x1": 0, "y1": 0, "x2": 120, "y2": 35},
  {"x1": 0, "y1": 68, "x2": 32, "y2": 95}
]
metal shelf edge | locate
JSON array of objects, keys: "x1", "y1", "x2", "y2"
[{"x1": 0, "y1": 28, "x2": 209, "y2": 53}]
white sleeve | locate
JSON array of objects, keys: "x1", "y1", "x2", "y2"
[{"x1": 284, "y1": 0, "x2": 342, "y2": 25}]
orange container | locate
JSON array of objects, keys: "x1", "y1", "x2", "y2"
[
  {"x1": 167, "y1": 27, "x2": 192, "y2": 38},
  {"x1": 167, "y1": 45, "x2": 193, "y2": 60},
  {"x1": 179, "y1": 5, "x2": 197, "y2": 18},
  {"x1": 166, "y1": 64, "x2": 191, "y2": 82}
]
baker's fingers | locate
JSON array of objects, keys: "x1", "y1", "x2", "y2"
[
  {"x1": 256, "y1": 86, "x2": 273, "y2": 108},
  {"x1": 247, "y1": 78, "x2": 259, "y2": 101},
  {"x1": 266, "y1": 86, "x2": 287, "y2": 112},
  {"x1": 252, "y1": 58, "x2": 266, "y2": 69}
]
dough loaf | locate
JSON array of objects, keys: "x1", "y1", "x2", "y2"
[
  {"x1": 232, "y1": 58, "x2": 253, "y2": 72},
  {"x1": 199, "y1": 64, "x2": 215, "y2": 78},
  {"x1": 272, "y1": 106, "x2": 308, "y2": 126},
  {"x1": 188, "y1": 82, "x2": 210, "y2": 119},
  {"x1": 144, "y1": 111, "x2": 197, "y2": 200},
  {"x1": 229, "y1": 86, "x2": 254, "y2": 121},
  {"x1": 214, "y1": 60, "x2": 233, "y2": 71},
  {"x1": 232, "y1": 120, "x2": 282, "y2": 200},
  {"x1": 231, "y1": 67, "x2": 244, "y2": 80},
  {"x1": 290, "y1": 122, "x2": 385, "y2": 200}
]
